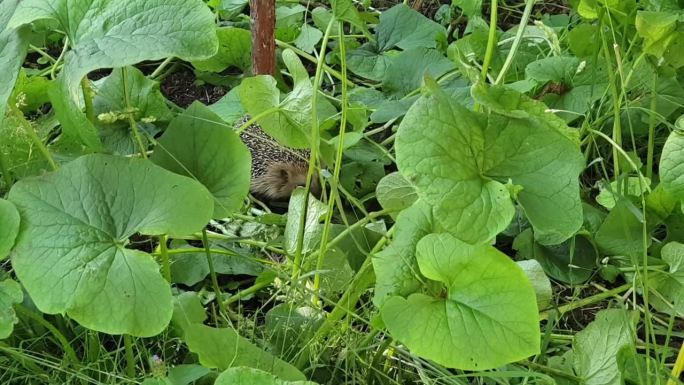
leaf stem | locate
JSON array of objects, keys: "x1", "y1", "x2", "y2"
[
  {"x1": 0, "y1": 147, "x2": 14, "y2": 190},
  {"x1": 275, "y1": 40, "x2": 355, "y2": 88},
  {"x1": 80, "y1": 77, "x2": 96, "y2": 124},
  {"x1": 158, "y1": 235, "x2": 171, "y2": 282},
  {"x1": 646, "y1": 74, "x2": 658, "y2": 180},
  {"x1": 8, "y1": 103, "x2": 57, "y2": 171},
  {"x1": 494, "y1": 0, "x2": 534, "y2": 84},
  {"x1": 292, "y1": 19, "x2": 336, "y2": 283},
  {"x1": 123, "y1": 334, "x2": 135, "y2": 378},
  {"x1": 202, "y1": 228, "x2": 228, "y2": 323},
  {"x1": 480, "y1": 0, "x2": 499, "y2": 83},
  {"x1": 539, "y1": 282, "x2": 631, "y2": 321},
  {"x1": 599, "y1": 19, "x2": 622, "y2": 179},
  {"x1": 667, "y1": 339, "x2": 684, "y2": 385},
  {"x1": 122, "y1": 67, "x2": 147, "y2": 159},
  {"x1": 150, "y1": 57, "x2": 174, "y2": 79}
]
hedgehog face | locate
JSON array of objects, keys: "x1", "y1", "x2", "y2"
[{"x1": 251, "y1": 162, "x2": 321, "y2": 200}]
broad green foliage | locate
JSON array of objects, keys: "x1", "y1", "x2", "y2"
[
  {"x1": 514, "y1": 229, "x2": 597, "y2": 284},
  {"x1": 168, "y1": 242, "x2": 262, "y2": 286},
  {"x1": 0, "y1": 199, "x2": 19, "y2": 259},
  {"x1": 8, "y1": 154, "x2": 213, "y2": 336},
  {"x1": 215, "y1": 367, "x2": 318, "y2": 385},
  {"x1": 651, "y1": 242, "x2": 684, "y2": 315},
  {"x1": 660, "y1": 129, "x2": 684, "y2": 200},
  {"x1": 284, "y1": 189, "x2": 328, "y2": 255},
  {"x1": 0, "y1": 0, "x2": 28, "y2": 124},
  {"x1": 573, "y1": 309, "x2": 638, "y2": 385},
  {"x1": 376, "y1": 4, "x2": 446, "y2": 51},
  {"x1": 183, "y1": 323, "x2": 306, "y2": 382},
  {"x1": 382, "y1": 233, "x2": 540, "y2": 370},
  {"x1": 525, "y1": 56, "x2": 579, "y2": 83},
  {"x1": 265, "y1": 304, "x2": 324, "y2": 360},
  {"x1": 239, "y1": 49, "x2": 335, "y2": 149},
  {"x1": 595, "y1": 200, "x2": 649, "y2": 257},
  {"x1": 94, "y1": 67, "x2": 173, "y2": 155},
  {"x1": 383, "y1": 48, "x2": 455, "y2": 97},
  {"x1": 192, "y1": 27, "x2": 252, "y2": 73},
  {"x1": 0, "y1": 278, "x2": 22, "y2": 339},
  {"x1": 375, "y1": 172, "x2": 418, "y2": 214},
  {"x1": 517, "y1": 259, "x2": 553, "y2": 310},
  {"x1": 372, "y1": 200, "x2": 435, "y2": 307},
  {"x1": 151, "y1": 102, "x2": 251, "y2": 217},
  {"x1": 636, "y1": 11, "x2": 684, "y2": 67},
  {"x1": 396, "y1": 83, "x2": 584, "y2": 245},
  {"x1": 9, "y1": 0, "x2": 218, "y2": 150}
]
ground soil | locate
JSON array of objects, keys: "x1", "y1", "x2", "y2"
[{"x1": 160, "y1": 68, "x2": 228, "y2": 108}]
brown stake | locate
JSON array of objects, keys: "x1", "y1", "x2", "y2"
[{"x1": 250, "y1": 0, "x2": 276, "y2": 76}]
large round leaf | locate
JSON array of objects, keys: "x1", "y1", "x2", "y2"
[
  {"x1": 8, "y1": 154, "x2": 213, "y2": 336},
  {"x1": 396, "y1": 84, "x2": 584, "y2": 245},
  {"x1": 151, "y1": 102, "x2": 251, "y2": 218},
  {"x1": 0, "y1": 278, "x2": 22, "y2": 339},
  {"x1": 0, "y1": 199, "x2": 19, "y2": 259},
  {"x1": 381, "y1": 233, "x2": 540, "y2": 370},
  {"x1": 661, "y1": 129, "x2": 684, "y2": 200}
]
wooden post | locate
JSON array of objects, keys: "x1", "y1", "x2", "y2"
[{"x1": 250, "y1": 0, "x2": 276, "y2": 76}]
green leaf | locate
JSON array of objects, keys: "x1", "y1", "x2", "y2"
[
  {"x1": 517, "y1": 259, "x2": 553, "y2": 310},
  {"x1": 151, "y1": 102, "x2": 251, "y2": 217},
  {"x1": 376, "y1": 4, "x2": 446, "y2": 51},
  {"x1": 8, "y1": 154, "x2": 213, "y2": 336},
  {"x1": 383, "y1": 48, "x2": 455, "y2": 97},
  {"x1": 239, "y1": 50, "x2": 324, "y2": 149},
  {"x1": 376, "y1": 172, "x2": 418, "y2": 214},
  {"x1": 94, "y1": 67, "x2": 173, "y2": 155},
  {"x1": 382, "y1": 233, "x2": 539, "y2": 370},
  {"x1": 215, "y1": 367, "x2": 318, "y2": 385},
  {"x1": 167, "y1": 364, "x2": 210, "y2": 385},
  {"x1": 0, "y1": 17, "x2": 29, "y2": 126},
  {"x1": 596, "y1": 177, "x2": 651, "y2": 210},
  {"x1": 171, "y1": 292, "x2": 207, "y2": 332},
  {"x1": 373, "y1": 200, "x2": 435, "y2": 307},
  {"x1": 168, "y1": 241, "x2": 262, "y2": 286},
  {"x1": 0, "y1": 278, "x2": 23, "y2": 339},
  {"x1": 635, "y1": 11, "x2": 679, "y2": 58},
  {"x1": 651, "y1": 242, "x2": 684, "y2": 315},
  {"x1": 396, "y1": 84, "x2": 584, "y2": 245},
  {"x1": 184, "y1": 323, "x2": 306, "y2": 382},
  {"x1": 294, "y1": 24, "x2": 323, "y2": 54},
  {"x1": 513, "y1": 229, "x2": 597, "y2": 285},
  {"x1": 192, "y1": 27, "x2": 252, "y2": 73},
  {"x1": 346, "y1": 44, "x2": 394, "y2": 81},
  {"x1": 208, "y1": 87, "x2": 245, "y2": 125},
  {"x1": 284, "y1": 189, "x2": 328, "y2": 255},
  {"x1": 567, "y1": 23, "x2": 600, "y2": 57},
  {"x1": 330, "y1": 0, "x2": 370, "y2": 38},
  {"x1": 573, "y1": 309, "x2": 638, "y2": 385},
  {"x1": 660, "y1": 130, "x2": 684, "y2": 201},
  {"x1": 595, "y1": 200, "x2": 649, "y2": 257},
  {"x1": 10, "y1": 0, "x2": 218, "y2": 150},
  {"x1": 0, "y1": 199, "x2": 20, "y2": 260},
  {"x1": 525, "y1": 56, "x2": 579, "y2": 83}
]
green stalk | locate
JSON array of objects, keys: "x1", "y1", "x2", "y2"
[
  {"x1": 158, "y1": 235, "x2": 171, "y2": 282},
  {"x1": 667, "y1": 337, "x2": 684, "y2": 385},
  {"x1": 122, "y1": 67, "x2": 147, "y2": 159},
  {"x1": 9, "y1": 103, "x2": 57, "y2": 171},
  {"x1": 202, "y1": 229, "x2": 228, "y2": 322},
  {"x1": 235, "y1": 107, "x2": 280, "y2": 134},
  {"x1": 495, "y1": 0, "x2": 535, "y2": 84},
  {"x1": 150, "y1": 57, "x2": 174, "y2": 79},
  {"x1": 539, "y1": 283, "x2": 631, "y2": 321},
  {"x1": 223, "y1": 276, "x2": 273, "y2": 306},
  {"x1": 599, "y1": 19, "x2": 622, "y2": 179},
  {"x1": 275, "y1": 40, "x2": 355, "y2": 88},
  {"x1": 123, "y1": 334, "x2": 135, "y2": 378},
  {"x1": 480, "y1": 0, "x2": 499, "y2": 83},
  {"x1": 646, "y1": 75, "x2": 658, "y2": 180},
  {"x1": 81, "y1": 77, "x2": 95, "y2": 124},
  {"x1": 312, "y1": 23, "x2": 350, "y2": 304},
  {"x1": 292, "y1": 19, "x2": 335, "y2": 282}
]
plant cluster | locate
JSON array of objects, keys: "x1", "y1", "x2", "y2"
[{"x1": 0, "y1": 0, "x2": 683, "y2": 384}]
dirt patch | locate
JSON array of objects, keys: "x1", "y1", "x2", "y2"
[{"x1": 160, "y1": 69, "x2": 228, "y2": 108}]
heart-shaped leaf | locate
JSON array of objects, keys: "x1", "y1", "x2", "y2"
[
  {"x1": 151, "y1": 102, "x2": 251, "y2": 218},
  {"x1": 396, "y1": 83, "x2": 584, "y2": 245},
  {"x1": 381, "y1": 233, "x2": 540, "y2": 370},
  {"x1": 8, "y1": 154, "x2": 213, "y2": 336}
]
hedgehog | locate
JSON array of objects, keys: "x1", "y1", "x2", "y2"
[{"x1": 235, "y1": 116, "x2": 321, "y2": 200}]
